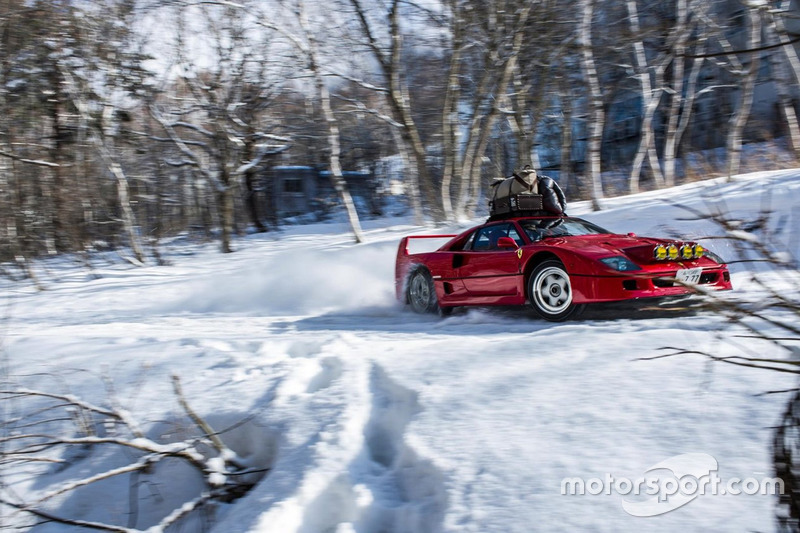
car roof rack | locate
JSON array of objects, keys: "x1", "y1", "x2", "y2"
[{"x1": 486, "y1": 210, "x2": 564, "y2": 222}]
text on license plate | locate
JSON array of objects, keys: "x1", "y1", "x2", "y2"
[{"x1": 676, "y1": 267, "x2": 702, "y2": 284}]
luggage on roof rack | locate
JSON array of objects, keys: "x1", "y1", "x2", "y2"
[
  {"x1": 488, "y1": 165, "x2": 568, "y2": 219},
  {"x1": 489, "y1": 168, "x2": 545, "y2": 218},
  {"x1": 490, "y1": 192, "x2": 544, "y2": 216}
]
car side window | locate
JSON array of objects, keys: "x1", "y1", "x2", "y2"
[
  {"x1": 506, "y1": 226, "x2": 524, "y2": 246},
  {"x1": 471, "y1": 223, "x2": 523, "y2": 251},
  {"x1": 523, "y1": 226, "x2": 542, "y2": 242},
  {"x1": 460, "y1": 231, "x2": 477, "y2": 250},
  {"x1": 472, "y1": 227, "x2": 494, "y2": 251}
]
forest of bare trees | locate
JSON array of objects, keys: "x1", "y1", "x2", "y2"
[{"x1": 1, "y1": 0, "x2": 799, "y2": 265}]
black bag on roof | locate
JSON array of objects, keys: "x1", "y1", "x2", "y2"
[{"x1": 489, "y1": 165, "x2": 567, "y2": 219}]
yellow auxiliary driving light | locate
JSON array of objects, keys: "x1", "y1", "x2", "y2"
[
  {"x1": 693, "y1": 244, "x2": 704, "y2": 258},
  {"x1": 667, "y1": 244, "x2": 679, "y2": 260},
  {"x1": 680, "y1": 244, "x2": 694, "y2": 260},
  {"x1": 654, "y1": 244, "x2": 667, "y2": 260}
]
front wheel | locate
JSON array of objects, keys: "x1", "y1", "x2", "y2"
[{"x1": 528, "y1": 260, "x2": 584, "y2": 321}]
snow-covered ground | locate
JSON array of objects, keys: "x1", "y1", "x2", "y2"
[{"x1": 3, "y1": 169, "x2": 800, "y2": 532}]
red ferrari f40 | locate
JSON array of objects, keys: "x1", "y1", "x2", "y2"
[{"x1": 395, "y1": 216, "x2": 732, "y2": 321}]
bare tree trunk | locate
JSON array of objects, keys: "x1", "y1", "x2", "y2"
[
  {"x1": 663, "y1": 0, "x2": 690, "y2": 188},
  {"x1": 62, "y1": 68, "x2": 146, "y2": 263},
  {"x1": 44, "y1": 66, "x2": 65, "y2": 255},
  {"x1": 102, "y1": 101, "x2": 147, "y2": 263},
  {"x1": 580, "y1": 0, "x2": 604, "y2": 210},
  {"x1": 460, "y1": 4, "x2": 532, "y2": 219},
  {"x1": 0, "y1": 149, "x2": 14, "y2": 262},
  {"x1": 450, "y1": 63, "x2": 497, "y2": 219},
  {"x1": 508, "y1": 76, "x2": 532, "y2": 169},
  {"x1": 627, "y1": 0, "x2": 665, "y2": 193},
  {"x1": 349, "y1": 0, "x2": 442, "y2": 221},
  {"x1": 440, "y1": 0, "x2": 463, "y2": 220},
  {"x1": 765, "y1": 5, "x2": 800, "y2": 159},
  {"x1": 557, "y1": 76, "x2": 574, "y2": 196},
  {"x1": 388, "y1": 1, "x2": 440, "y2": 221},
  {"x1": 218, "y1": 163, "x2": 235, "y2": 254},
  {"x1": 727, "y1": 7, "x2": 761, "y2": 179},
  {"x1": 507, "y1": 61, "x2": 550, "y2": 177},
  {"x1": 299, "y1": 1, "x2": 363, "y2": 242},
  {"x1": 391, "y1": 126, "x2": 424, "y2": 225},
  {"x1": 110, "y1": 160, "x2": 147, "y2": 263},
  {"x1": 675, "y1": 48, "x2": 705, "y2": 158},
  {"x1": 243, "y1": 139, "x2": 267, "y2": 233}
]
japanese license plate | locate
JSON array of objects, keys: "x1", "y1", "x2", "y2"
[{"x1": 676, "y1": 267, "x2": 702, "y2": 284}]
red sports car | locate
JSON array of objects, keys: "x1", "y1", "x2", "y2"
[{"x1": 395, "y1": 216, "x2": 732, "y2": 321}]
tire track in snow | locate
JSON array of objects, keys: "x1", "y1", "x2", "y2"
[
  {"x1": 307, "y1": 356, "x2": 343, "y2": 394},
  {"x1": 292, "y1": 361, "x2": 448, "y2": 533},
  {"x1": 210, "y1": 336, "x2": 447, "y2": 533},
  {"x1": 357, "y1": 363, "x2": 448, "y2": 533}
]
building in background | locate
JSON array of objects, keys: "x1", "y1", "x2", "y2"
[{"x1": 265, "y1": 166, "x2": 380, "y2": 219}]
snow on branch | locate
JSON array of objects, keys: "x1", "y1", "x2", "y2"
[
  {"x1": 2, "y1": 375, "x2": 271, "y2": 531},
  {"x1": 0, "y1": 149, "x2": 60, "y2": 168},
  {"x1": 642, "y1": 199, "x2": 800, "y2": 379}
]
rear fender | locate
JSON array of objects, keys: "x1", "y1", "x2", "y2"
[{"x1": 395, "y1": 234, "x2": 457, "y2": 301}]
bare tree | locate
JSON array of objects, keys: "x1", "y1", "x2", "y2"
[
  {"x1": 439, "y1": 0, "x2": 465, "y2": 220},
  {"x1": 764, "y1": 3, "x2": 800, "y2": 160},
  {"x1": 1, "y1": 375, "x2": 271, "y2": 531},
  {"x1": 256, "y1": 0, "x2": 365, "y2": 243},
  {"x1": 0, "y1": 1, "x2": 60, "y2": 274},
  {"x1": 58, "y1": 67, "x2": 148, "y2": 265},
  {"x1": 510, "y1": 0, "x2": 578, "y2": 180},
  {"x1": 579, "y1": 0, "x2": 604, "y2": 210},
  {"x1": 727, "y1": 4, "x2": 762, "y2": 178},
  {"x1": 150, "y1": 3, "x2": 290, "y2": 253},
  {"x1": 660, "y1": 0, "x2": 692, "y2": 188},
  {"x1": 348, "y1": 0, "x2": 443, "y2": 221},
  {"x1": 626, "y1": 0, "x2": 666, "y2": 193},
  {"x1": 0, "y1": 1, "x2": 158, "y2": 265},
  {"x1": 452, "y1": 2, "x2": 534, "y2": 219},
  {"x1": 556, "y1": 73, "x2": 577, "y2": 196}
]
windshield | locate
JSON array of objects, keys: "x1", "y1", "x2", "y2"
[{"x1": 519, "y1": 218, "x2": 611, "y2": 242}]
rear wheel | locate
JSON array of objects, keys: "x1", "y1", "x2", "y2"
[
  {"x1": 528, "y1": 260, "x2": 584, "y2": 321},
  {"x1": 407, "y1": 269, "x2": 440, "y2": 314}
]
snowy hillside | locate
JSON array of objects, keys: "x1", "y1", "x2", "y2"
[{"x1": 3, "y1": 169, "x2": 800, "y2": 532}]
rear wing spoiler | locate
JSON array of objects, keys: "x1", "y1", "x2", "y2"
[{"x1": 396, "y1": 234, "x2": 459, "y2": 257}]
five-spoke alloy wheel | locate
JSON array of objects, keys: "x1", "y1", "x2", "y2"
[{"x1": 528, "y1": 259, "x2": 583, "y2": 321}]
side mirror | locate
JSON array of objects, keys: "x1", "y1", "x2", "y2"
[{"x1": 497, "y1": 237, "x2": 519, "y2": 250}]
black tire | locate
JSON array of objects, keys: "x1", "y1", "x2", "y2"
[
  {"x1": 406, "y1": 269, "x2": 441, "y2": 314},
  {"x1": 527, "y1": 259, "x2": 584, "y2": 321}
]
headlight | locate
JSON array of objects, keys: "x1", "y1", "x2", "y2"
[
  {"x1": 680, "y1": 244, "x2": 694, "y2": 260},
  {"x1": 600, "y1": 256, "x2": 641, "y2": 271},
  {"x1": 703, "y1": 249, "x2": 725, "y2": 264},
  {"x1": 654, "y1": 244, "x2": 667, "y2": 260},
  {"x1": 693, "y1": 244, "x2": 705, "y2": 258}
]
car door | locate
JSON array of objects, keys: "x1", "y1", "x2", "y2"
[{"x1": 455, "y1": 223, "x2": 524, "y2": 296}]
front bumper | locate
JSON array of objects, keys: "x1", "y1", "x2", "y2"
[{"x1": 571, "y1": 266, "x2": 732, "y2": 303}]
